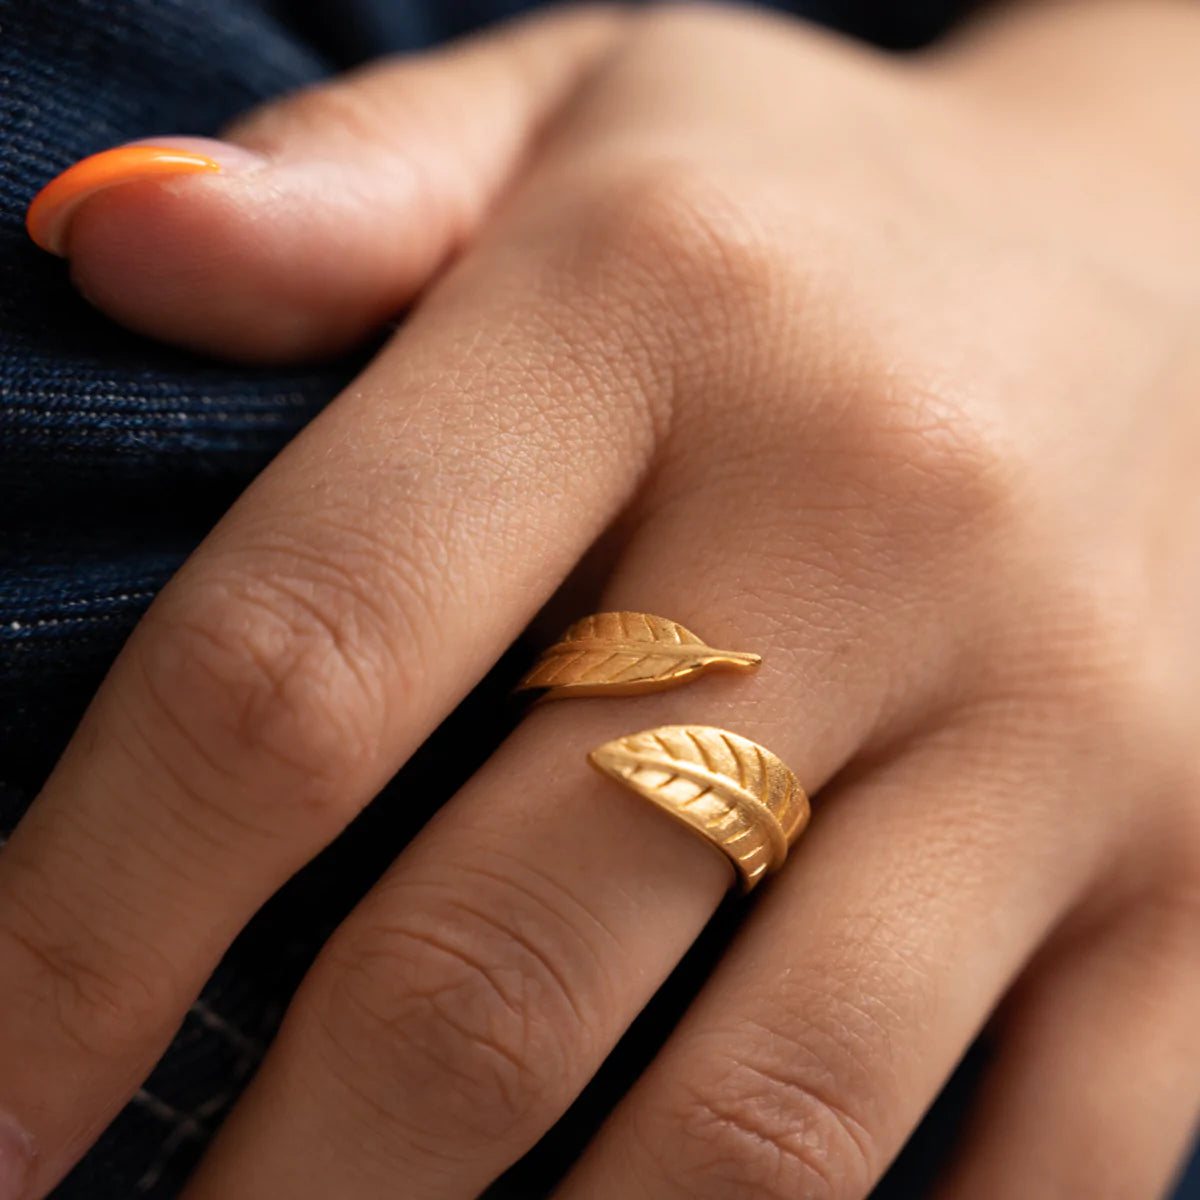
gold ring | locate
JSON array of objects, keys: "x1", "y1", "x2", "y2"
[
  {"x1": 517, "y1": 612, "x2": 761, "y2": 699},
  {"x1": 589, "y1": 725, "x2": 809, "y2": 892}
]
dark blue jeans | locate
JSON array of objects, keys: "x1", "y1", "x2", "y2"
[{"x1": 1, "y1": 0, "x2": 1197, "y2": 1194}]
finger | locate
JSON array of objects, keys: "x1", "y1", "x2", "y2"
[
  {"x1": 0, "y1": 165, "x2": 678, "y2": 1197},
  {"x1": 177, "y1": 618, "x2": 868, "y2": 1192},
  {"x1": 178, "y1": 700, "x2": 736, "y2": 1200},
  {"x1": 933, "y1": 888, "x2": 1200, "y2": 1200},
  {"x1": 176, "y1": 406, "x2": 1018, "y2": 1200},
  {"x1": 25, "y1": 6, "x2": 628, "y2": 362},
  {"x1": 553, "y1": 725, "x2": 1127, "y2": 1200}
]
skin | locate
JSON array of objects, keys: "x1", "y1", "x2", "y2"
[{"x1": 3, "y1": 1, "x2": 1200, "y2": 1196}]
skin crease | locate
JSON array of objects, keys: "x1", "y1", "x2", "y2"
[{"x1": 3, "y1": 1, "x2": 1200, "y2": 1198}]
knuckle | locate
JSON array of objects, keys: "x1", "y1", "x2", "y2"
[
  {"x1": 573, "y1": 159, "x2": 783, "y2": 347},
  {"x1": 307, "y1": 893, "x2": 586, "y2": 1144},
  {"x1": 821, "y1": 370, "x2": 1019, "y2": 545},
  {"x1": 1071, "y1": 618, "x2": 1168, "y2": 736},
  {"x1": 0, "y1": 897, "x2": 175, "y2": 1063},
  {"x1": 734, "y1": 367, "x2": 1021, "y2": 608},
  {"x1": 661, "y1": 1048, "x2": 877, "y2": 1200},
  {"x1": 131, "y1": 541, "x2": 405, "y2": 831},
  {"x1": 1011, "y1": 578, "x2": 1184, "y2": 786}
]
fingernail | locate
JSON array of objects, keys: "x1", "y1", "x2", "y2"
[
  {"x1": 25, "y1": 141, "x2": 255, "y2": 257},
  {"x1": 0, "y1": 1112, "x2": 33, "y2": 1200}
]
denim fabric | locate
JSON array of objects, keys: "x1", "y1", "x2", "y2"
[{"x1": 0, "y1": 0, "x2": 1196, "y2": 1195}]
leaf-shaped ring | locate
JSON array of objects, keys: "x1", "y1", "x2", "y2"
[
  {"x1": 517, "y1": 612, "x2": 761, "y2": 699},
  {"x1": 588, "y1": 725, "x2": 810, "y2": 892}
]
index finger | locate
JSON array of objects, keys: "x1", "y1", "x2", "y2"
[{"x1": 0, "y1": 181, "x2": 671, "y2": 1197}]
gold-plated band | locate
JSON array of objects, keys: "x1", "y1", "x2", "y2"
[
  {"x1": 518, "y1": 612, "x2": 760, "y2": 700},
  {"x1": 589, "y1": 725, "x2": 809, "y2": 892}
]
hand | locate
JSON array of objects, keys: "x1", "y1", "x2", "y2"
[{"x1": 6, "y1": 3, "x2": 1200, "y2": 1197}]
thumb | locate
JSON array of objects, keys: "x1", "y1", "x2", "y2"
[{"x1": 26, "y1": 7, "x2": 628, "y2": 363}]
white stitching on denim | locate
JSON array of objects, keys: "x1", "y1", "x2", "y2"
[
  {"x1": 131, "y1": 1003, "x2": 269, "y2": 1191},
  {"x1": 131, "y1": 1087, "x2": 206, "y2": 1135},
  {"x1": 132, "y1": 1088, "x2": 207, "y2": 1193},
  {"x1": 133, "y1": 1088, "x2": 229, "y2": 1193},
  {"x1": 189, "y1": 1000, "x2": 265, "y2": 1059}
]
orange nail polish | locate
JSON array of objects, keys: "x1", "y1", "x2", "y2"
[{"x1": 25, "y1": 145, "x2": 223, "y2": 257}]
